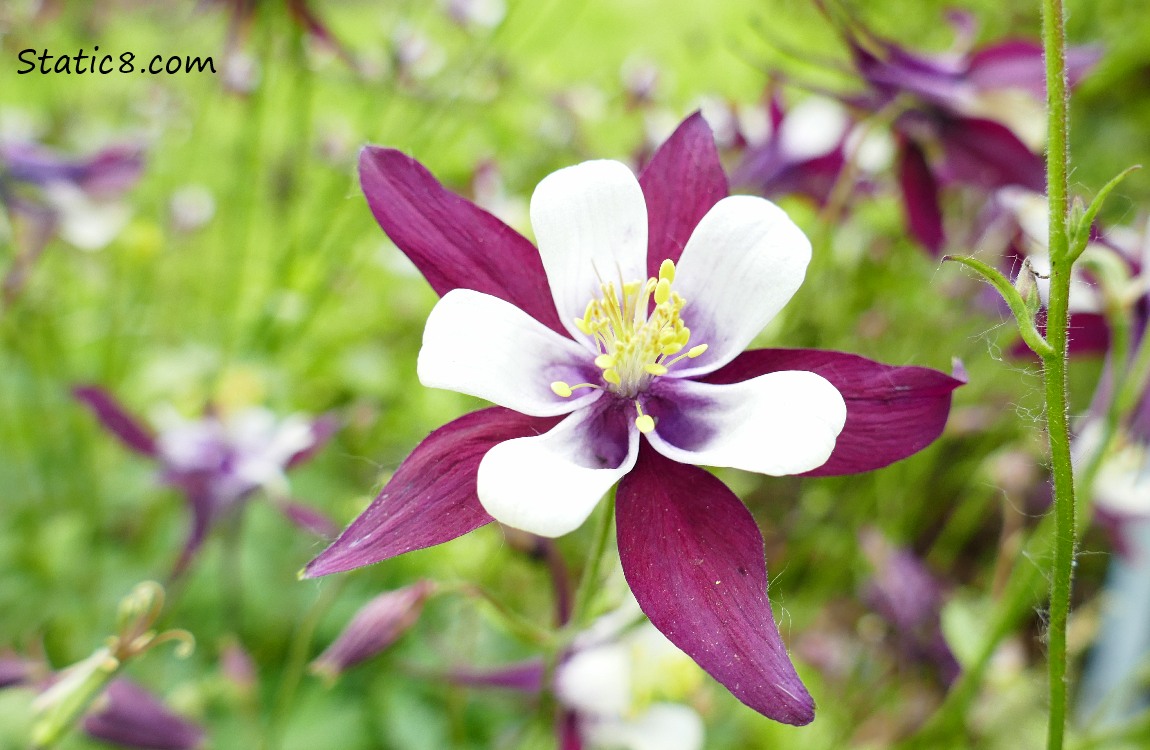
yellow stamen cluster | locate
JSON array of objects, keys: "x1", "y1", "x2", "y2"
[{"x1": 550, "y1": 259, "x2": 708, "y2": 434}]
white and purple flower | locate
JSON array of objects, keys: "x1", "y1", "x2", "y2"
[
  {"x1": 305, "y1": 113, "x2": 963, "y2": 724},
  {"x1": 74, "y1": 387, "x2": 337, "y2": 576}
]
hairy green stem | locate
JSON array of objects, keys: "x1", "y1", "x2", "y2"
[{"x1": 1041, "y1": 0, "x2": 1075, "y2": 746}]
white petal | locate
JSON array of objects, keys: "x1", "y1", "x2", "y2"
[
  {"x1": 778, "y1": 96, "x2": 849, "y2": 161},
  {"x1": 646, "y1": 372, "x2": 846, "y2": 476},
  {"x1": 584, "y1": 704, "x2": 704, "y2": 750},
  {"x1": 670, "y1": 195, "x2": 812, "y2": 377},
  {"x1": 556, "y1": 642, "x2": 632, "y2": 717},
  {"x1": 530, "y1": 160, "x2": 649, "y2": 340},
  {"x1": 477, "y1": 404, "x2": 638, "y2": 537},
  {"x1": 417, "y1": 289, "x2": 599, "y2": 417}
]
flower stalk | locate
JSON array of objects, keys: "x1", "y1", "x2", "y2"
[{"x1": 1041, "y1": 0, "x2": 1075, "y2": 746}]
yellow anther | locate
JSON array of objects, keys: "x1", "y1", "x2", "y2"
[
  {"x1": 566, "y1": 258, "x2": 708, "y2": 397},
  {"x1": 551, "y1": 381, "x2": 573, "y2": 398},
  {"x1": 635, "y1": 414, "x2": 655, "y2": 433},
  {"x1": 687, "y1": 344, "x2": 708, "y2": 358}
]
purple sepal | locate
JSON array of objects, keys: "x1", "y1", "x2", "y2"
[
  {"x1": 273, "y1": 497, "x2": 339, "y2": 539},
  {"x1": 967, "y1": 41, "x2": 1102, "y2": 97},
  {"x1": 73, "y1": 386, "x2": 158, "y2": 456},
  {"x1": 702, "y1": 349, "x2": 963, "y2": 476},
  {"x1": 1, "y1": 143, "x2": 143, "y2": 196},
  {"x1": 637, "y1": 111, "x2": 728, "y2": 275},
  {"x1": 0, "y1": 655, "x2": 36, "y2": 689},
  {"x1": 82, "y1": 679, "x2": 204, "y2": 750},
  {"x1": 936, "y1": 116, "x2": 1046, "y2": 193},
  {"x1": 286, "y1": 413, "x2": 339, "y2": 469},
  {"x1": 358, "y1": 146, "x2": 564, "y2": 334},
  {"x1": 860, "y1": 529, "x2": 961, "y2": 686},
  {"x1": 1015, "y1": 311, "x2": 1111, "y2": 358},
  {"x1": 304, "y1": 407, "x2": 561, "y2": 576},
  {"x1": 617, "y1": 445, "x2": 815, "y2": 725},
  {"x1": 311, "y1": 581, "x2": 433, "y2": 678},
  {"x1": 1068, "y1": 312, "x2": 1112, "y2": 356},
  {"x1": 558, "y1": 710, "x2": 582, "y2": 750},
  {"x1": 445, "y1": 659, "x2": 546, "y2": 693},
  {"x1": 896, "y1": 139, "x2": 944, "y2": 254},
  {"x1": 171, "y1": 488, "x2": 217, "y2": 578}
]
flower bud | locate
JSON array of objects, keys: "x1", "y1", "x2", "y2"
[
  {"x1": 82, "y1": 679, "x2": 204, "y2": 750},
  {"x1": 310, "y1": 581, "x2": 433, "y2": 682}
]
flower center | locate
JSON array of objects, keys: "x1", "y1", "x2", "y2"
[{"x1": 550, "y1": 259, "x2": 707, "y2": 434}]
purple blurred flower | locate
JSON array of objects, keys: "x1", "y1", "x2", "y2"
[
  {"x1": 74, "y1": 386, "x2": 337, "y2": 575},
  {"x1": 860, "y1": 529, "x2": 960, "y2": 686},
  {"x1": 731, "y1": 92, "x2": 886, "y2": 205},
  {"x1": 303, "y1": 113, "x2": 962, "y2": 725},
  {"x1": 555, "y1": 602, "x2": 705, "y2": 750},
  {"x1": 209, "y1": 0, "x2": 354, "y2": 76},
  {"x1": 82, "y1": 679, "x2": 204, "y2": 750},
  {"x1": 0, "y1": 140, "x2": 143, "y2": 251},
  {"x1": 0, "y1": 653, "x2": 39, "y2": 689},
  {"x1": 444, "y1": 597, "x2": 704, "y2": 750},
  {"x1": 310, "y1": 581, "x2": 433, "y2": 681},
  {"x1": 823, "y1": 9, "x2": 1100, "y2": 253}
]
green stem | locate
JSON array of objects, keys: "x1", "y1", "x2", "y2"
[
  {"x1": 262, "y1": 578, "x2": 346, "y2": 750},
  {"x1": 436, "y1": 581, "x2": 555, "y2": 647},
  {"x1": 568, "y1": 492, "x2": 616, "y2": 632},
  {"x1": 1041, "y1": 0, "x2": 1075, "y2": 746}
]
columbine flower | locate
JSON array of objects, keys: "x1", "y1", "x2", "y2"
[
  {"x1": 208, "y1": 0, "x2": 355, "y2": 82},
  {"x1": 0, "y1": 140, "x2": 143, "y2": 251},
  {"x1": 305, "y1": 113, "x2": 963, "y2": 724},
  {"x1": 815, "y1": 7, "x2": 1100, "y2": 253},
  {"x1": 74, "y1": 386, "x2": 336, "y2": 575},
  {"x1": 556, "y1": 601, "x2": 705, "y2": 750},
  {"x1": 730, "y1": 93, "x2": 866, "y2": 205}
]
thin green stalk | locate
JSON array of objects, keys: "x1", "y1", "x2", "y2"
[
  {"x1": 262, "y1": 578, "x2": 346, "y2": 750},
  {"x1": 567, "y1": 492, "x2": 616, "y2": 632},
  {"x1": 1041, "y1": 0, "x2": 1076, "y2": 747}
]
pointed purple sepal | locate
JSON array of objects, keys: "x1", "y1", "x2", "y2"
[
  {"x1": 286, "y1": 413, "x2": 339, "y2": 469},
  {"x1": 896, "y1": 139, "x2": 945, "y2": 254},
  {"x1": 937, "y1": 116, "x2": 1045, "y2": 192},
  {"x1": 274, "y1": 497, "x2": 340, "y2": 539},
  {"x1": 638, "y1": 112, "x2": 728, "y2": 276},
  {"x1": 445, "y1": 659, "x2": 546, "y2": 693},
  {"x1": 304, "y1": 407, "x2": 561, "y2": 576},
  {"x1": 967, "y1": 40, "x2": 1102, "y2": 97},
  {"x1": 703, "y1": 349, "x2": 963, "y2": 476},
  {"x1": 0, "y1": 655, "x2": 36, "y2": 689},
  {"x1": 73, "y1": 386, "x2": 157, "y2": 456},
  {"x1": 82, "y1": 679, "x2": 204, "y2": 750},
  {"x1": 358, "y1": 146, "x2": 564, "y2": 334},
  {"x1": 617, "y1": 445, "x2": 814, "y2": 725}
]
